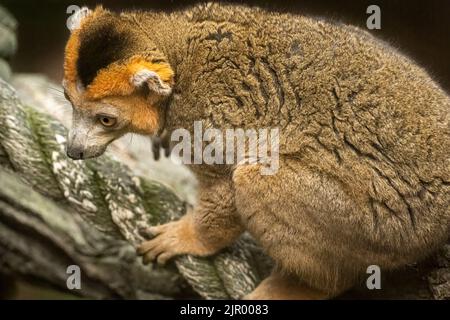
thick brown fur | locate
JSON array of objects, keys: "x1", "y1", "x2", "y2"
[{"x1": 64, "y1": 3, "x2": 450, "y2": 299}]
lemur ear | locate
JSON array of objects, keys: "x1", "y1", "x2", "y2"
[
  {"x1": 131, "y1": 69, "x2": 173, "y2": 97},
  {"x1": 67, "y1": 7, "x2": 93, "y2": 32}
]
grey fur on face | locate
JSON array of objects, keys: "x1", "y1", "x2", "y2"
[{"x1": 66, "y1": 104, "x2": 124, "y2": 160}]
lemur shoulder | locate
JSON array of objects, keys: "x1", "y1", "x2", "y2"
[{"x1": 63, "y1": 3, "x2": 450, "y2": 299}]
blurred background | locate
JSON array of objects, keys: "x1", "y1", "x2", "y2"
[{"x1": 2, "y1": 0, "x2": 450, "y2": 92}]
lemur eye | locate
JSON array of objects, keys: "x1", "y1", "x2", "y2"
[{"x1": 98, "y1": 115, "x2": 117, "y2": 128}]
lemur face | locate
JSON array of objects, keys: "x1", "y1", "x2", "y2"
[
  {"x1": 63, "y1": 83, "x2": 145, "y2": 160},
  {"x1": 63, "y1": 7, "x2": 173, "y2": 160}
]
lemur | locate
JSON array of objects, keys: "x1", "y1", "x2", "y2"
[{"x1": 63, "y1": 3, "x2": 450, "y2": 299}]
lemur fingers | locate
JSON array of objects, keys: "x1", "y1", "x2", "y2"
[
  {"x1": 151, "y1": 129, "x2": 171, "y2": 161},
  {"x1": 137, "y1": 216, "x2": 213, "y2": 265}
]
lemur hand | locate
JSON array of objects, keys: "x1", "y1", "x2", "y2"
[
  {"x1": 151, "y1": 129, "x2": 171, "y2": 161},
  {"x1": 137, "y1": 214, "x2": 216, "y2": 265}
]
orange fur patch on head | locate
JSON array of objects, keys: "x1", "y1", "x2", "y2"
[
  {"x1": 64, "y1": 30, "x2": 81, "y2": 84},
  {"x1": 104, "y1": 93, "x2": 161, "y2": 135},
  {"x1": 64, "y1": 6, "x2": 108, "y2": 85},
  {"x1": 84, "y1": 56, "x2": 174, "y2": 100},
  {"x1": 129, "y1": 95, "x2": 160, "y2": 135}
]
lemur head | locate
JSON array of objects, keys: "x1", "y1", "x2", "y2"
[{"x1": 63, "y1": 7, "x2": 174, "y2": 160}]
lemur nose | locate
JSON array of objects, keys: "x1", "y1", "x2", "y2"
[{"x1": 66, "y1": 147, "x2": 85, "y2": 160}]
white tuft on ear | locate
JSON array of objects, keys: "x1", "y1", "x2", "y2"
[
  {"x1": 67, "y1": 6, "x2": 92, "y2": 32},
  {"x1": 131, "y1": 69, "x2": 172, "y2": 96}
]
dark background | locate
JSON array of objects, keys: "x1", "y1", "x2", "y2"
[{"x1": 2, "y1": 0, "x2": 450, "y2": 92}]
